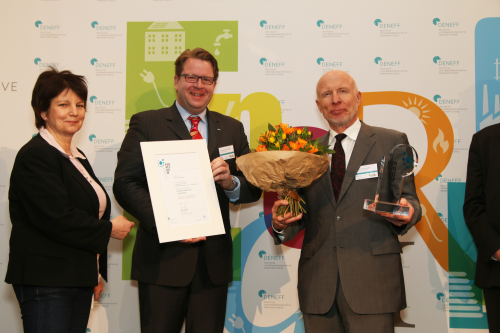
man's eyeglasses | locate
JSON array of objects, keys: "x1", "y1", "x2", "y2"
[{"x1": 179, "y1": 74, "x2": 216, "y2": 85}]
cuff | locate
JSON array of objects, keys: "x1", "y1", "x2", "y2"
[
  {"x1": 272, "y1": 223, "x2": 285, "y2": 234},
  {"x1": 225, "y1": 176, "x2": 241, "y2": 202}
]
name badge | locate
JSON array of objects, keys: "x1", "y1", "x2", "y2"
[
  {"x1": 219, "y1": 145, "x2": 235, "y2": 160},
  {"x1": 355, "y1": 163, "x2": 378, "y2": 180}
]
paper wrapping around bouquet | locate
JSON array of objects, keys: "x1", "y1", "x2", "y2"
[{"x1": 236, "y1": 151, "x2": 330, "y2": 192}]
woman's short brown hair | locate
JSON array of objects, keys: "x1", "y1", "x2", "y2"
[
  {"x1": 31, "y1": 67, "x2": 88, "y2": 129},
  {"x1": 174, "y1": 48, "x2": 219, "y2": 82}
]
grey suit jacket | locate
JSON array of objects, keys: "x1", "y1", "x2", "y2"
[
  {"x1": 114, "y1": 103, "x2": 261, "y2": 287},
  {"x1": 274, "y1": 122, "x2": 421, "y2": 315}
]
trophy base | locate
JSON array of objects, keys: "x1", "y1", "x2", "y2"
[{"x1": 363, "y1": 199, "x2": 410, "y2": 216}]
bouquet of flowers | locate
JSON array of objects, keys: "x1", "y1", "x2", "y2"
[{"x1": 236, "y1": 123, "x2": 334, "y2": 217}]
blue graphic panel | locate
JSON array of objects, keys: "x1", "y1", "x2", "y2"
[
  {"x1": 448, "y1": 183, "x2": 488, "y2": 329},
  {"x1": 475, "y1": 18, "x2": 500, "y2": 131},
  {"x1": 225, "y1": 216, "x2": 305, "y2": 333}
]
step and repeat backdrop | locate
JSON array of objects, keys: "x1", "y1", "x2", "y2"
[{"x1": 1, "y1": 0, "x2": 500, "y2": 332}]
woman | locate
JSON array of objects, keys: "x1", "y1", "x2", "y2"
[{"x1": 5, "y1": 67, "x2": 135, "y2": 333}]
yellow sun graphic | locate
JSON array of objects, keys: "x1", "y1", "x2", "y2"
[{"x1": 402, "y1": 97, "x2": 431, "y2": 124}]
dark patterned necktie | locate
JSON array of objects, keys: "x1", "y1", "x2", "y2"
[
  {"x1": 331, "y1": 133, "x2": 347, "y2": 202},
  {"x1": 188, "y1": 116, "x2": 203, "y2": 140}
]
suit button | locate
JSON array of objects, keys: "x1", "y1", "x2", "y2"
[
  {"x1": 336, "y1": 216, "x2": 340, "y2": 221},
  {"x1": 333, "y1": 246, "x2": 337, "y2": 252}
]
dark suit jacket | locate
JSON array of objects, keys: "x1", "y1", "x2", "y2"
[
  {"x1": 274, "y1": 122, "x2": 421, "y2": 315},
  {"x1": 113, "y1": 104, "x2": 261, "y2": 287},
  {"x1": 463, "y1": 123, "x2": 500, "y2": 288},
  {"x1": 5, "y1": 134, "x2": 112, "y2": 287}
]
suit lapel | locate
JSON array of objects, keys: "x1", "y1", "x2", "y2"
[
  {"x1": 165, "y1": 104, "x2": 192, "y2": 140},
  {"x1": 337, "y1": 122, "x2": 375, "y2": 203},
  {"x1": 207, "y1": 110, "x2": 222, "y2": 158}
]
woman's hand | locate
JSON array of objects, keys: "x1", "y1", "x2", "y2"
[{"x1": 110, "y1": 215, "x2": 135, "y2": 240}]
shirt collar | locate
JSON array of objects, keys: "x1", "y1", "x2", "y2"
[
  {"x1": 38, "y1": 127, "x2": 86, "y2": 159},
  {"x1": 175, "y1": 101, "x2": 207, "y2": 124},
  {"x1": 329, "y1": 118, "x2": 362, "y2": 145}
]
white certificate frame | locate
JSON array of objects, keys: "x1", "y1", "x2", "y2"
[{"x1": 141, "y1": 140, "x2": 225, "y2": 243}]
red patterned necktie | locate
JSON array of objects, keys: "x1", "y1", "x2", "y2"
[
  {"x1": 188, "y1": 116, "x2": 203, "y2": 140},
  {"x1": 331, "y1": 133, "x2": 347, "y2": 202}
]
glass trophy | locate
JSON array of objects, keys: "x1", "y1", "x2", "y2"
[{"x1": 363, "y1": 144, "x2": 418, "y2": 216}]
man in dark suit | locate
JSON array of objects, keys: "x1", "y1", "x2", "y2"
[
  {"x1": 113, "y1": 48, "x2": 261, "y2": 333},
  {"x1": 464, "y1": 123, "x2": 500, "y2": 333},
  {"x1": 271, "y1": 70, "x2": 421, "y2": 333}
]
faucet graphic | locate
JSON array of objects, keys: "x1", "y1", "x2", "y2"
[{"x1": 214, "y1": 29, "x2": 233, "y2": 55}]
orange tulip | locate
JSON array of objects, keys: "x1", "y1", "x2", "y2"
[{"x1": 255, "y1": 145, "x2": 268, "y2": 152}]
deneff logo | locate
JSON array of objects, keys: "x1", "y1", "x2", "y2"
[
  {"x1": 259, "y1": 20, "x2": 285, "y2": 30},
  {"x1": 90, "y1": 58, "x2": 116, "y2": 68},
  {"x1": 317, "y1": 57, "x2": 342, "y2": 68},
  {"x1": 317, "y1": 19, "x2": 342, "y2": 29},
  {"x1": 433, "y1": 56, "x2": 460, "y2": 66},
  {"x1": 97, "y1": 176, "x2": 113, "y2": 183},
  {"x1": 374, "y1": 19, "x2": 400, "y2": 28},
  {"x1": 260, "y1": 58, "x2": 285, "y2": 67},
  {"x1": 34, "y1": 58, "x2": 59, "y2": 67},
  {"x1": 89, "y1": 134, "x2": 114, "y2": 144},
  {"x1": 90, "y1": 95, "x2": 115, "y2": 106},
  {"x1": 91, "y1": 21, "x2": 116, "y2": 30},
  {"x1": 433, "y1": 18, "x2": 459, "y2": 28},
  {"x1": 439, "y1": 177, "x2": 461, "y2": 183},
  {"x1": 258, "y1": 289, "x2": 285, "y2": 300},
  {"x1": 35, "y1": 20, "x2": 60, "y2": 30},
  {"x1": 433, "y1": 94, "x2": 460, "y2": 105},
  {"x1": 374, "y1": 57, "x2": 400, "y2": 66},
  {"x1": 437, "y1": 213, "x2": 448, "y2": 224},
  {"x1": 258, "y1": 250, "x2": 285, "y2": 260}
]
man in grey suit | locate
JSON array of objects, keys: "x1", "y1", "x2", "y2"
[
  {"x1": 271, "y1": 70, "x2": 421, "y2": 332},
  {"x1": 114, "y1": 48, "x2": 261, "y2": 333}
]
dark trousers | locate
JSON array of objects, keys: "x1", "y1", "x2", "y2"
[
  {"x1": 138, "y1": 248, "x2": 229, "y2": 333},
  {"x1": 484, "y1": 286, "x2": 500, "y2": 333},
  {"x1": 303, "y1": 276, "x2": 394, "y2": 333},
  {"x1": 13, "y1": 284, "x2": 93, "y2": 333}
]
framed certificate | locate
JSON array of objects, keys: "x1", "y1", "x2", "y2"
[{"x1": 141, "y1": 140, "x2": 225, "y2": 243}]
